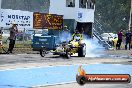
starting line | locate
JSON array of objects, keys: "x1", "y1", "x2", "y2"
[{"x1": 0, "y1": 64, "x2": 132, "y2": 88}]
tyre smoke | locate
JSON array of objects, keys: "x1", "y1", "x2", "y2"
[
  {"x1": 59, "y1": 32, "x2": 104, "y2": 57},
  {"x1": 83, "y1": 35, "x2": 105, "y2": 57}
]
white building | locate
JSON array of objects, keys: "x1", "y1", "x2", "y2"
[
  {"x1": 0, "y1": 0, "x2": 95, "y2": 37},
  {"x1": 49, "y1": 0, "x2": 94, "y2": 22},
  {"x1": 49, "y1": 0, "x2": 95, "y2": 37}
]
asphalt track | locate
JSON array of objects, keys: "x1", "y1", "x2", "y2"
[{"x1": 0, "y1": 64, "x2": 132, "y2": 88}]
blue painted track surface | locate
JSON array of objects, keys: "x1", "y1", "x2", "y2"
[{"x1": 0, "y1": 64, "x2": 132, "y2": 88}]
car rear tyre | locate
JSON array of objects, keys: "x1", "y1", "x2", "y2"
[
  {"x1": 78, "y1": 44, "x2": 86, "y2": 57},
  {"x1": 40, "y1": 48, "x2": 46, "y2": 57},
  {"x1": 65, "y1": 49, "x2": 71, "y2": 59}
]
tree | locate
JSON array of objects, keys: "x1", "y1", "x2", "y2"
[{"x1": 95, "y1": 0, "x2": 131, "y2": 32}]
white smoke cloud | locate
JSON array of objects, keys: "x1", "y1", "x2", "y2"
[
  {"x1": 59, "y1": 31, "x2": 72, "y2": 42},
  {"x1": 83, "y1": 38, "x2": 105, "y2": 57},
  {"x1": 58, "y1": 32, "x2": 104, "y2": 57},
  {"x1": 82, "y1": 35, "x2": 104, "y2": 57}
]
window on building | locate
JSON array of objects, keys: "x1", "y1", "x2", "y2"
[
  {"x1": 88, "y1": 1, "x2": 94, "y2": 9},
  {"x1": 79, "y1": 0, "x2": 86, "y2": 8},
  {"x1": 66, "y1": 0, "x2": 75, "y2": 7},
  {"x1": 79, "y1": 0, "x2": 94, "y2": 9}
]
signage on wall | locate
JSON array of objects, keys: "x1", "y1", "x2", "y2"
[
  {"x1": 78, "y1": 12, "x2": 82, "y2": 19},
  {"x1": 0, "y1": 9, "x2": 33, "y2": 28},
  {"x1": 33, "y1": 12, "x2": 63, "y2": 29},
  {"x1": 77, "y1": 12, "x2": 83, "y2": 22},
  {"x1": 76, "y1": 10, "x2": 94, "y2": 23}
]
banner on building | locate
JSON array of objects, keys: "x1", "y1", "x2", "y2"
[
  {"x1": 33, "y1": 12, "x2": 63, "y2": 29},
  {"x1": 0, "y1": 9, "x2": 33, "y2": 28}
]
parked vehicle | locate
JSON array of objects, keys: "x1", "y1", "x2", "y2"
[{"x1": 101, "y1": 33, "x2": 117, "y2": 46}]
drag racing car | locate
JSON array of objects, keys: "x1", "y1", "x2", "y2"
[{"x1": 39, "y1": 32, "x2": 86, "y2": 58}]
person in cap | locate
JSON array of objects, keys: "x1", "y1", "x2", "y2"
[
  {"x1": 7, "y1": 24, "x2": 18, "y2": 53},
  {"x1": 64, "y1": 25, "x2": 69, "y2": 31}
]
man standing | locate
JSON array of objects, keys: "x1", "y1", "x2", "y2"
[
  {"x1": 116, "y1": 29, "x2": 123, "y2": 50},
  {"x1": 125, "y1": 30, "x2": 132, "y2": 50},
  {"x1": 7, "y1": 24, "x2": 18, "y2": 53},
  {"x1": 0, "y1": 28, "x2": 3, "y2": 50}
]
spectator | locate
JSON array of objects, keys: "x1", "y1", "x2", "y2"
[
  {"x1": 7, "y1": 24, "x2": 18, "y2": 54},
  {"x1": 0, "y1": 28, "x2": 2, "y2": 34},
  {"x1": 80, "y1": 27, "x2": 84, "y2": 34},
  {"x1": 0, "y1": 28, "x2": 3, "y2": 48},
  {"x1": 116, "y1": 29, "x2": 123, "y2": 50},
  {"x1": 68, "y1": 2, "x2": 74, "y2": 7},
  {"x1": 125, "y1": 30, "x2": 132, "y2": 50}
]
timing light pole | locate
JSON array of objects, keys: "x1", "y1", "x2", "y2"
[{"x1": 129, "y1": 0, "x2": 132, "y2": 30}]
